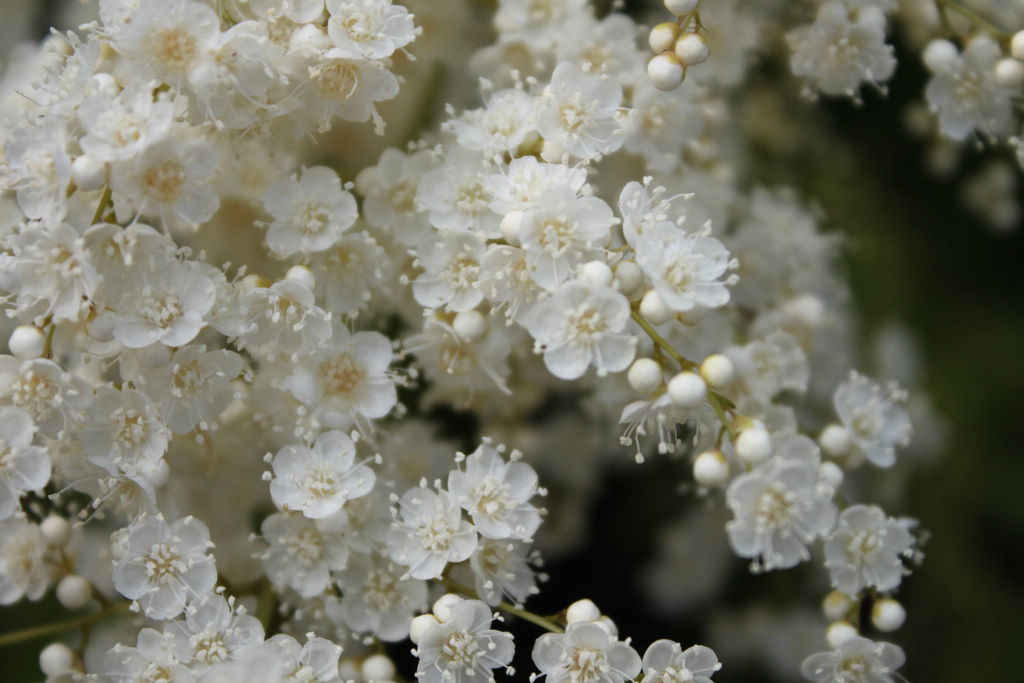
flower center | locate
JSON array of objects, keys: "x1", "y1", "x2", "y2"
[
  {"x1": 142, "y1": 160, "x2": 186, "y2": 203},
  {"x1": 154, "y1": 28, "x2": 197, "y2": 72},
  {"x1": 322, "y1": 354, "x2": 365, "y2": 396}
]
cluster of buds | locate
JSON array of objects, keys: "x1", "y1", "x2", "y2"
[{"x1": 647, "y1": 0, "x2": 711, "y2": 90}]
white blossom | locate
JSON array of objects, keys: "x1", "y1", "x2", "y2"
[
  {"x1": 414, "y1": 598, "x2": 515, "y2": 683},
  {"x1": 269, "y1": 430, "x2": 376, "y2": 519},
  {"x1": 824, "y1": 504, "x2": 914, "y2": 595}
]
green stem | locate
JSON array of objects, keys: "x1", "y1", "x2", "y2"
[
  {"x1": 43, "y1": 324, "x2": 56, "y2": 360},
  {"x1": 255, "y1": 579, "x2": 277, "y2": 632},
  {"x1": 91, "y1": 186, "x2": 113, "y2": 226},
  {"x1": 631, "y1": 310, "x2": 738, "y2": 440},
  {"x1": 439, "y1": 577, "x2": 564, "y2": 634},
  {"x1": 934, "y1": 0, "x2": 1011, "y2": 40},
  {"x1": 0, "y1": 601, "x2": 131, "y2": 648}
]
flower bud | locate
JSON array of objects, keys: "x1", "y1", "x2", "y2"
[
  {"x1": 567, "y1": 598, "x2": 601, "y2": 623},
  {"x1": 871, "y1": 598, "x2": 906, "y2": 632},
  {"x1": 668, "y1": 371, "x2": 706, "y2": 407},
  {"x1": 819, "y1": 424, "x2": 851, "y2": 457},
  {"x1": 41, "y1": 515, "x2": 71, "y2": 548},
  {"x1": 640, "y1": 289, "x2": 674, "y2": 324},
  {"x1": 40, "y1": 642, "x2": 75, "y2": 676},
  {"x1": 500, "y1": 211, "x2": 524, "y2": 245},
  {"x1": 284, "y1": 264, "x2": 317, "y2": 291},
  {"x1": 1012, "y1": 30, "x2": 1024, "y2": 61},
  {"x1": 409, "y1": 613, "x2": 439, "y2": 644},
  {"x1": 612, "y1": 260, "x2": 644, "y2": 296},
  {"x1": 822, "y1": 590, "x2": 853, "y2": 621},
  {"x1": 700, "y1": 353, "x2": 735, "y2": 388},
  {"x1": 433, "y1": 593, "x2": 463, "y2": 622},
  {"x1": 693, "y1": 450, "x2": 730, "y2": 487},
  {"x1": 736, "y1": 426, "x2": 772, "y2": 464},
  {"x1": 923, "y1": 39, "x2": 958, "y2": 73},
  {"x1": 8, "y1": 326, "x2": 46, "y2": 359},
  {"x1": 665, "y1": 0, "x2": 699, "y2": 15},
  {"x1": 56, "y1": 574, "x2": 92, "y2": 610},
  {"x1": 71, "y1": 155, "x2": 108, "y2": 191},
  {"x1": 674, "y1": 32, "x2": 709, "y2": 66},
  {"x1": 994, "y1": 58, "x2": 1024, "y2": 89},
  {"x1": 649, "y1": 22, "x2": 680, "y2": 54},
  {"x1": 647, "y1": 53, "x2": 685, "y2": 91},
  {"x1": 627, "y1": 358, "x2": 663, "y2": 394},
  {"x1": 577, "y1": 260, "x2": 613, "y2": 288},
  {"x1": 453, "y1": 310, "x2": 487, "y2": 342},
  {"x1": 362, "y1": 654, "x2": 397, "y2": 680},
  {"x1": 826, "y1": 620, "x2": 859, "y2": 648}
]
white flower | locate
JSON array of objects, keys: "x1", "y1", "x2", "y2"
[
  {"x1": 281, "y1": 327, "x2": 397, "y2": 430},
  {"x1": 163, "y1": 593, "x2": 265, "y2": 669},
  {"x1": 449, "y1": 88, "x2": 536, "y2": 156},
  {"x1": 269, "y1": 430, "x2": 376, "y2": 519},
  {"x1": 262, "y1": 165, "x2": 358, "y2": 256},
  {"x1": 111, "y1": 262, "x2": 216, "y2": 349},
  {"x1": 0, "y1": 407, "x2": 50, "y2": 520},
  {"x1": 414, "y1": 598, "x2": 515, "y2": 683},
  {"x1": 325, "y1": 0, "x2": 417, "y2": 60},
  {"x1": 484, "y1": 157, "x2": 587, "y2": 217},
  {"x1": 641, "y1": 640, "x2": 721, "y2": 683},
  {"x1": 0, "y1": 357, "x2": 92, "y2": 438},
  {"x1": 727, "y1": 330, "x2": 810, "y2": 399},
  {"x1": 800, "y1": 636, "x2": 905, "y2": 683},
  {"x1": 536, "y1": 61, "x2": 625, "y2": 160},
  {"x1": 110, "y1": 135, "x2": 220, "y2": 227},
  {"x1": 412, "y1": 230, "x2": 487, "y2": 312},
  {"x1": 305, "y1": 57, "x2": 400, "y2": 133},
  {"x1": 334, "y1": 550, "x2": 428, "y2": 641},
  {"x1": 79, "y1": 387, "x2": 169, "y2": 482},
  {"x1": 2, "y1": 122, "x2": 72, "y2": 222},
  {"x1": 0, "y1": 222, "x2": 99, "y2": 323},
  {"x1": 260, "y1": 511, "x2": 348, "y2": 598},
  {"x1": 447, "y1": 443, "x2": 541, "y2": 541},
  {"x1": 387, "y1": 486, "x2": 478, "y2": 580},
  {"x1": 725, "y1": 445, "x2": 838, "y2": 571},
  {"x1": 136, "y1": 345, "x2": 243, "y2": 434},
  {"x1": 824, "y1": 504, "x2": 914, "y2": 595},
  {"x1": 78, "y1": 85, "x2": 175, "y2": 163},
  {"x1": 467, "y1": 538, "x2": 537, "y2": 607},
  {"x1": 925, "y1": 35, "x2": 1014, "y2": 141},
  {"x1": 0, "y1": 518, "x2": 51, "y2": 604},
  {"x1": 554, "y1": 13, "x2": 646, "y2": 85},
  {"x1": 523, "y1": 281, "x2": 636, "y2": 381},
  {"x1": 635, "y1": 225, "x2": 734, "y2": 314},
  {"x1": 310, "y1": 231, "x2": 389, "y2": 316},
  {"x1": 356, "y1": 147, "x2": 435, "y2": 245},
  {"x1": 264, "y1": 634, "x2": 343, "y2": 683},
  {"x1": 532, "y1": 621, "x2": 642, "y2": 683},
  {"x1": 108, "y1": 0, "x2": 220, "y2": 89},
  {"x1": 112, "y1": 515, "x2": 217, "y2": 620},
  {"x1": 833, "y1": 372, "x2": 911, "y2": 468},
  {"x1": 238, "y1": 279, "x2": 333, "y2": 361},
  {"x1": 416, "y1": 151, "x2": 500, "y2": 236},
  {"x1": 788, "y1": 2, "x2": 896, "y2": 98},
  {"x1": 518, "y1": 187, "x2": 616, "y2": 290},
  {"x1": 103, "y1": 628, "x2": 193, "y2": 682}
]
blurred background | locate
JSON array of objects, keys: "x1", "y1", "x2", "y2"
[{"x1": 2, "y1": 1, "x2": 1023, "y2": 681}]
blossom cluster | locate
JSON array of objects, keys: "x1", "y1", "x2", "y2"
[{"x1": 0, "y1": 0, "x2": 967, "y2": 682}]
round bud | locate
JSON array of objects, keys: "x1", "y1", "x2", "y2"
[
  {"x1": 8, "y1": 326, "x2": 46, "y2": 359},
  {"x1": 782, "y1": 294, "x2": 826, "y2": 328},
  {"x1": 39, "y1": 642, "x2": 75, "y2": 676},
  {"x1": 71, "y1": 155, "x2": 108, "y2": 191},
  {"x1": 409, "y1": 613, "x2": 439, "y2": 644},
  {"x1": 647, "y1": 53, "x2": 685, "y2": 91},
  {"x1": 818, "y1": 461, "x2": 844, "y2": 490},
  {"x1": 700, "y1": 354, "x2": 735, "y2": 388},
  {"x1": 453, "y1": 310, "x2": 487, "y2": 342},
  {"x1": 819, "y1": 424, "x2": 851, "y2": 458},
  {"x1": 41, "y1": 515, "x2": 71, "y2": 548},
  {"x1": 639, "y1": 289, "x2": 674, "y2": 324},
  {"x1": 578, "y1": 260, "x2": 613, "y2": 288},
  {"x1": 994, "y1": 58, "x2": 1024, "y2": 89},
  {"x1": 736, "y1": 426, "x2": 772, "y2": 464},
  {"x1": 871, "y1": 598, "x2": 906, "y2": 632},
  {"x1": 826, "y1": 620, "x2": 859, "y2": 649},
  {"x1": 432, "y1": 593, "x2": 463, "y2": 622},
  {"x1": 1012, "y1": 30, "x2": 1024, "y2": 61},
  {"x1": 674, "y1": 32, "x2": 710, "y2": 66},
  {"x1": 628, "y1": 358, "x2": 663, "y2": 394},
  {"x1": 362, "y1": 653, "x2": 397, "y2": 680},
  {"x1": 339, "y1": 659, "x2": 361, "y2": 680},
  {"x1": 649, "y1": 22, "x2": 681, "y2": 54},
  {"x1": 922, "y1": 39, "x2": 958, "y2": 73},
  {"x1": 284, "y1": 264, "x2": 316, "y2": 291},
  {"x1": 665, "y1": 0, "x2": 699, "y2": 15},
  {"x1": 612, "y1": 260, "x2": 644, "y2": 296},
  {"x1": 595, "y1": 616, "x2": 619, "y2": 637},
  {"x1": 693, "y1": 450, "x2": 730, "y2": 488},
  {"x1": 56, "y1": 574, "x2": 92, "y2": 610},
  {"x1": 566, "y1": 598, "x2": 601, "y2": 624},
  {"x1": 668, "y1": 371, "x2": 706, "y2": 408},
  {"x1": 500, "y1": 211, "x2": 524, "y2": 245},
  {"x1": 822, "y1": 590, "x2": 853, "y2": 621}
]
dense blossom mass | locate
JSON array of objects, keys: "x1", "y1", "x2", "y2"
[{"x1": 0, "y1": 0, "x2": 1016, "y2": 680}]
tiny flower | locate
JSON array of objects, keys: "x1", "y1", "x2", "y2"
[
  {"x1": 387, "y1": 487, "x2": 477, "y2": 580},
  {"x1": 262, "y1": 165, "x2": 358, "y2": 257},
  {"x1": 824, "y1": 504, "x2": 914, "y2": 595},
  {"x1": 448, "y1": 443, "x2": 541, "y2": 541},
  {"x1": 642, "y1": 640, "x2": 721, "y2": 683},
  {"x1": 800, "y1": 636, "x2": 905, "y2": 683},
  {"x1": 532, "y1": 621, "x2": 642, "y2": 683},
  {"x1": 414, "y1": 598, "x2": 515, "y2": 683},
  {"x1": 833, "y1": 372, "x2": 911, "y2": 468},
  {"x1": 0, "y1": 407, "x2": 50, "y2": 520},
  {"x1": 269, "y1": 430, "x2": 376, "y2": 519}
]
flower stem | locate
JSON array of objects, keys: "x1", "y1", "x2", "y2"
[
  {"x1": 0, "y1": 601, "x2": 131, "y2": 648},
  {"x1": 438, "y1": 577, "x2": 564, "y2": 634},
  {"x1": 934, "y1": 0, "x2": 1011, "y2": 40},
  {"x1": 91, "y1": 186, "x2": 113, "y2": 226}
]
